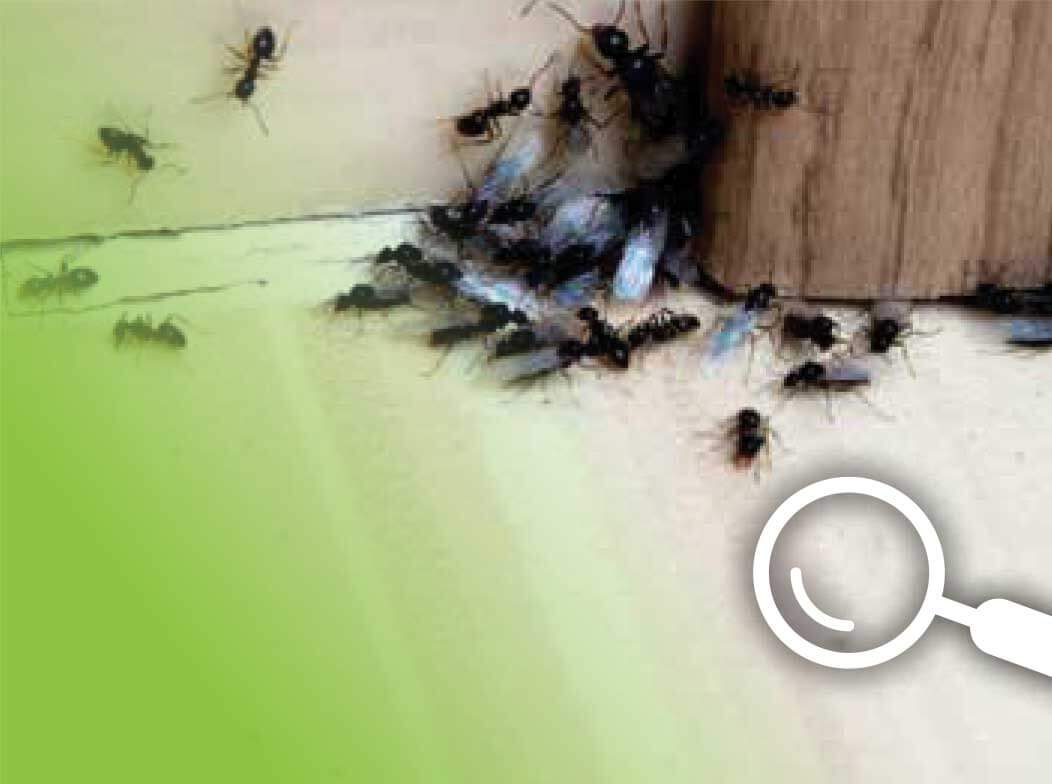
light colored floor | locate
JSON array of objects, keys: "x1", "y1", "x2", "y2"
[{"x1": 4, "y1": 215, "x2": 1052, "y2": 782}]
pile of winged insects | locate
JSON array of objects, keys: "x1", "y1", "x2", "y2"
[{"x1": 335, "y1": 0, "x2": 731, "y2": 386}]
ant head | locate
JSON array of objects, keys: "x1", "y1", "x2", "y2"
[
  {"x1": 737, "y1": 408, "x2": 763, "y2": 431},
  {"x1": 772, "y1": 89, "x2": 798, "y2": 109},
  {"x1": 813, "y1": 314, "x2": 836, "y2": 333},
  {"x1": 69, "y1": 267, "x2": 100, "y2": 289},
  {"x1": 234, "y1": 76, "x2": 255, "y2": 102},
  {"x1": 428, "y1": 204, "x2": 456, "y2": 227},
  {"x1": 577, "y1": 306, "x2": 599, "y2": 324},
  {"x1": 348, "y1": 283, "x2": 377, "y2": 304},
  {"x1": 138, "y1": 153, "x2": 156, "y2": 171},
  {"x1": 253, "y1": 27, "x2": 277, "y2": 59},
  {"x1": 98, "y1": 126, "x2": 122, "y2": 147},
  {"x1": 870, "y1": 319, "x2": 901, "y2": 352},
  {"x1": 508, "y1": 87, "x2": 532, "y2": 112},
  {"x1": 394, "y1": 243, "x2": 423, "y2": 263},
  {"x1": 463, "y1": 199, "x2": 489, "y2": 224},
  {"x1": 677, "y1": 313, "x2": 701, "y2": 332},
  {"x1": 801, "y1": 361, "x2": 825, "y2": 381},
  {"x1": 745, "y1": 283, "x2": 776, "y2": 310},
  {"x1": 594, "y1": 25, "x2": 630, "y2": 60},
  {"x1": 456, "y1": 110, "x2": 489, "y2": 137},
  {"x1": 510, "y1": 309, "x2": 530, "y2": 326},
  {"x1": 608, "y1": 340, "x2": 631, "y2": 369},
  {"x1": 157, "y1": 322, "x2": 187, "y2": 349},
  {"x1": 433, "y1": 261, "x2": 463, "y2": 283},
  {"x1": 511, "y1": 199, "x2": 536, "y2": 221}
]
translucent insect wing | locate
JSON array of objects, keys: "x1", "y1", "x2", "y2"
[
  {"x1": 612, "y1": 210, "x2": 668, "y2": 302},
  {"x1": 824, "y1": 360, "x2": 872, "y2": 383},
  {"x1": 492, "y1": 346, "x2": 564, "y2": 384},
  {"x1": 1009, "y1": 318, "x2": 1052, "y2": 345},
  {"x1": 704, "y1": 307, "x2": 758, "y2": 366},
  {"x1": 477, "y1": 129, "x2": 547, "y2": 204}
]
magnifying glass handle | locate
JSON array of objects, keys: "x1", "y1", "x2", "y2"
[{"x1": 968, "y1": 599, "x2": 1052, "y2": 678}]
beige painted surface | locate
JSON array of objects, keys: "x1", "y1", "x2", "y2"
[{"x1": 0, "y1": 0, "x2": 703, "y2": 242}]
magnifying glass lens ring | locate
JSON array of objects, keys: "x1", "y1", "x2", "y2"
[{"x1": 753, "y1": 477, "x2": 946, "y2": 670}]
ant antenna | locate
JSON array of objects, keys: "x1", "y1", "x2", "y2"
[
  {"x1": 612, "y1": 0, "x2": 627, "y2": 26},
  {"x1": 527, "y1": 52, "x2": 560, "y2": 90},
  {"x1": 520, "y1": 0, "x2": 542, "y2": 17},
  {"x1": 451, "y1": 143, "x2": 477, "y2": 194},
  {"x1": 547, "y1": 3, "x2": 588, "y2": 32},
  {"x1": 247, "y1": 101, "x2": 270, "y2": 136}
]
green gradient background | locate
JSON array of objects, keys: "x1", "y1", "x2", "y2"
[
  {"x1": 1, "y1": 1, "x2": 805, "y2": 779},
  {"x1": 1, "y1": 279, "x2": 803, "y2": 782}
]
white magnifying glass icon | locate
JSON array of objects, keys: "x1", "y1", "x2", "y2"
[{"x1": 753, "y1": 477, "x2": 1052, "y2": 676}]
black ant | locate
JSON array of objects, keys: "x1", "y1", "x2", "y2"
[
  {"x1": 781, "y1": 311, "x2": 839, "y2": 352},
  {"x1": 18, "y1": 252, "x2": 99, "y2": 301},
  {"x1": 95, "y1": 113, "x2": 182, "y2": 203},
  {"x1": 452, "y1": 54, "x2": 557, "y2": 144},
  {"x1": 782, "y1": 359, "x2": 887, "y2": 421},
  {"x1": 334, "y1": 284, "x2": 411, "y2": 313},
  {"x1": 113, "y1": 314, "x2": 187, "y2": 349},
  {"x1": 196, "y1": 25, "x2": 292, "y2": 135},
  {"x1": 99, "y1": 126, "x2": 155, "y2": 173},
  {"x1": 948, "y1": 282, "x2": 1052, "y2": 316},
  {"x1": 624, "y1": 308, "x2": 700, "y2": 349},
  {"x1": 370, "y1": 244, "x2": 463, "y2": 287},
  {"x1": 862, "y1": 301, "x2": 936, "y2": 375},
  {"x1": 546, "y1": 0, "x2": 684, "y2": 139},
  {"x1": 730, "y1": 407, "x2": 776, "y2": 471},
  {"x1": 724, "y1": 70, "x2": 799, "y2": 111},
  {"x1": 536, "y1": 72, "x2": 619, "y2": 153},
  {"x1": 783, "y1": 359, "x2": 871, "y2": 390},
  {"x1": 428, "y1": 200, "x2": 490, "y2": 243}
]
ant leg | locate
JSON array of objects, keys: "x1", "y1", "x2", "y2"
[
  {"x1": 824, "y1": 388, "x2": 836, "y2": 423},
  {"x1": 225, "y1": 44, "x2": 249, "y2": 64},
  {"x1": 853, "y1": 389, "x2": 896, "y2": 422},
  {"x1": 246, "y1": 101, "x2": 270, "y2": 136},
  {"x1": 128, "y1": 175, "x2": 145, "y2": 205},
  {"x1": 274, "y1": 21, "x2": 299, "y2": 63},
  {"x1": 581, "y1": 48, "x2": 615, "y2": 80},
  {"x1": 900, "y1": 342, "x2": 917, "y2": 378},
  {"x1": 633, "y1": 0, "x2": 651, "y2": 48},
  {"x1": 451, "y1": 144, "x2": 477, "y2": 193},
  {"x1": 659, "y1": 0, "x2": 669, "y2": 53},
  {"x1": 422, "y1": 346, "x2": 453, "y2": 377},
  {"x1": 527, "y1": 52, "x2": 559, "y2": 92},
  {"x1": 590, "y1": 104, "x2": 624, "y2": 129}
]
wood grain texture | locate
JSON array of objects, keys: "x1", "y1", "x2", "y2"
[{"x1": 700, "y1": 0, "x2": 1052, "y2": 299}]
